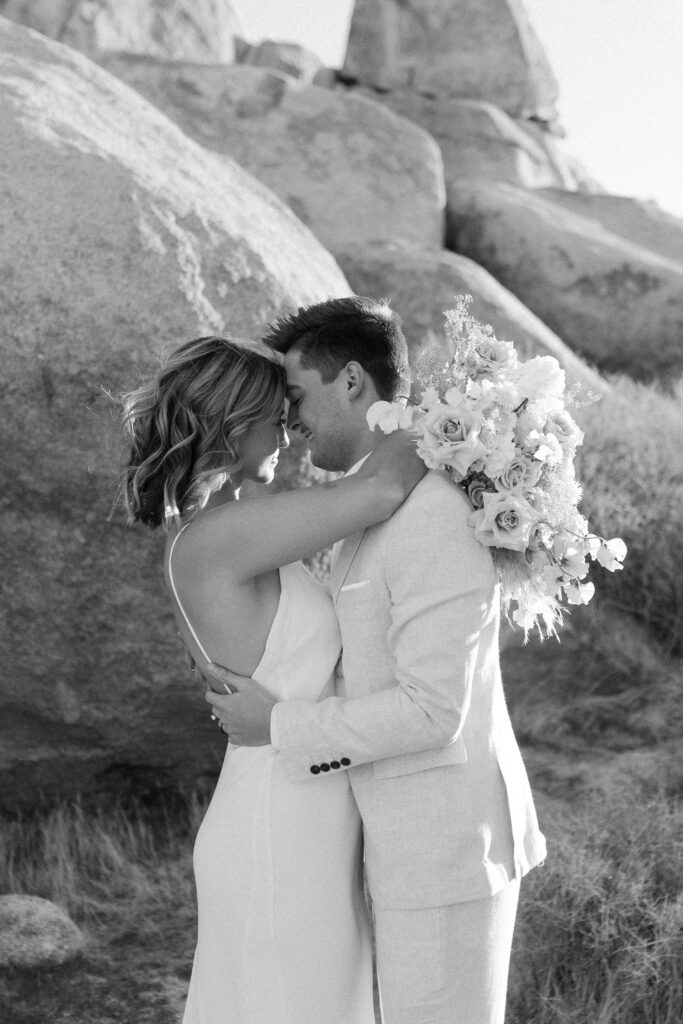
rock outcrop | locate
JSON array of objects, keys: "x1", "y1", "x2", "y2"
[
  {"x1": 0, "y1": 17, "x2": 349, "y2": 810},
  {"x1": 237, "y1": 38, "x2": 323, "y2": 83},
  {"x1": 368, "y1": 92, "x2": 595, "y2": 193},
  {"x1": 336, "y1": 243, "x2": 606, "y2": 391},
  {"x1": 342, "y1": 0, "x2": 559, "y2": 122},
  {"x1": 0, "y1": 0, "x2": 243, "y2": 61},
  {"x1": 100, "y1": 56, "x2": 446, "y2": 252},
  {"x1": 0, "y1": 896, "x2": 85, "y2": 969},
  {"x1": 534, "y1": 189, "x2": 683, "y2": 266},
  {"x1": 447, "y1": 182, "x2": 683, "y2": 381}
]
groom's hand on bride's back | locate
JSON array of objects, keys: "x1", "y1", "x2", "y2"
[{"x1": 202, "y1": 663, "x2": 275, "y2": 746}]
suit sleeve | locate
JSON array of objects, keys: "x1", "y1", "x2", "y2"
[{"x1": 271, "y1": 478, "x2": 497, "y2": 777}]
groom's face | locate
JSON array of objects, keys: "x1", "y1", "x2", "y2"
[{"x1": 284, "y1": 349, "x2": 359, "y2": 472}]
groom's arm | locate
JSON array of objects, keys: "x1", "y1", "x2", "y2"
[{"x1": 268, "y1": 479, "x2": 497, "y2": 776}]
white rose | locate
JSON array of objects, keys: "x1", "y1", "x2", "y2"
[
  {"x1": 474, "y1": 337, "x2": 517, "y2": 374},
  {"x1": 466, "y1": 477, "x2": 491, "y2": 510},
  {"x1": 468, "y1": 492, "x2": 539, "y2": 552},
  {"x1": 544, "y1": 408, "x2": 584, "y2": 449},
  {"x1": 417, "y1": 405, "x2": 487, "y2": 479},
  {"x1": 494, "y1": 454, "x2": 543, "y2": 494}
]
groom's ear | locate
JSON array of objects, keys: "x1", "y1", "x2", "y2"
[{"x1": 343, "y1": 361, "x2": 365, "y2": 401}]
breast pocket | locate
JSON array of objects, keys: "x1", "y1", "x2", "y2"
[
  {"x1": 372, "y1": 738, "x2": 468, "y2": 780},
  {"x1": 336, "y1": 580, "x2": 383, "y2": 624},
  {"x1": 339, "y1": 579, "x2": 372, "y2": 594}
]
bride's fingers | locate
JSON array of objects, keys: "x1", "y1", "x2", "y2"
[{"x1": 205, "y1": 661, "x2": 246, "y2": 692}]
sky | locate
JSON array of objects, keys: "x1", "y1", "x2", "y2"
[{"x1": 234, "y1": 0, "x2": 683, "y2": 219}]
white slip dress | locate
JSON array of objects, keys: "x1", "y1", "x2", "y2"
[{"x1": 168, "y1": 539, "x2": 374, "y2": 1024}]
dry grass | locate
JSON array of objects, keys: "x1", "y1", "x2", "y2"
[
  {"x1": 1, "y1": 785, "x2": 681, "y2": 1024},
  {"x1": 0, "y1": 794, "x2": 204, "y2": 1024},
  {"x1": 0, "y1": 794, "x2": 204, "y2": 921},
  {"x1": 502, "y1": 375, "x2": 683, "y2": 800},
  {"x1": 574, "y1": 376, "x2": 683, "y2": 655},
  {"x1": 509, "y1": 790, "x2": 683, "y2": 1024}
]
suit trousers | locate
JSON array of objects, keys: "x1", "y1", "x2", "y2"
[{"x1": 373, "y1": 878, "x2": 521, "y2": 1024}]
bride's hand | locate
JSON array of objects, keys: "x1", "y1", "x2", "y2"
[
  {"x1": 201, "y1": 662, "x2": 259, "y2": 696},
  {"x1": 361, "y1": 425, "x2": 427, "y2": 499}
]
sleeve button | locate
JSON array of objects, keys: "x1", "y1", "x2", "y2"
[
  {"x1": 310, "y1": 765, "x2": 321, "y2": 775},
  {"x1": 330, "y1": 761, "x2": 341, "y2": 769},
  {"x1": 340, "y1": 757, "x2": 351, "y2": 767},
  {"x1": 320, "y1": 763, "x2": 331, "y2": 772}
]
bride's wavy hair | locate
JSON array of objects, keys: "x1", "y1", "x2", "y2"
[{"x1": 119, "y1": 335, "x2": 286, "y2": 529}]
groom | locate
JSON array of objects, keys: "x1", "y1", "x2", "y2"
[{"x1": 206, "y1": 296, "x2": 546, "y2": 1024}]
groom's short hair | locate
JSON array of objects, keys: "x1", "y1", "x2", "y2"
[{"x1": 263, "y1": 296, "x2": 409, "y2": 401}]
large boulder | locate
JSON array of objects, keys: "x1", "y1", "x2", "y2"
[
  {"x1": 0, "y1": 0, "x2": 243, "y2": 61},
  {"x1": 0, "y1": 896, "x2": 85, "y2": 969},
  {"x1": 534, "y1": 189, "x2": 683, "y2": 266},
  {"x1": 336, "y1": 243, "x2": 607, "y2": 392},
  {"x1": 101, "y1": 56, "x2": 446, "y2": 252},
  {"x1": 342, "y1": 0, "x2": 559, "y2": 121},
  {"x1": 0, "y1": 18, "x2": 350, "y2": 811},
  {"x1": 366, "y1": 92, "x2": 591, "y2": 192},
  {"x1": 447, "y1": 182, "x2": 683, "y2": 382}
]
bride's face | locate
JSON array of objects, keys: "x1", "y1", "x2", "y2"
[{"x1": 239, "y1": 409, "x2": 289, "y2": 484}]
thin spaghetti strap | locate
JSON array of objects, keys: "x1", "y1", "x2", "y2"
[{"x1": 168, "y1": 524, "x2": 213, "y2": 665}]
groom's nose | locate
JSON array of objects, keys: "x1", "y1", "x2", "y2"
[{"x1": 286, "y1": 404, "x2": 300, "y2": 431}]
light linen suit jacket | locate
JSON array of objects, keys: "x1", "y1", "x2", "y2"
[{"x1": 271, "y1": 470, "x2": 546, "y2": 910}]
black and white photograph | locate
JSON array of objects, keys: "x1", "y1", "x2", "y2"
[{"x1": 1, "y1": 2, "x2": 681, "y2": 1022}]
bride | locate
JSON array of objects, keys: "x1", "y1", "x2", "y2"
[{"x1": 118, "y1": 333, "x2": 424, "y2": 1024}]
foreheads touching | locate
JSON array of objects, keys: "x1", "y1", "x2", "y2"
[{"x1": 263, "y1": 296, "x2": 410, "y2": 403}]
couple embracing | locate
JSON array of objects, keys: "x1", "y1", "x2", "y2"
[{"x1": 120, "y1": 296, "x2": 546, "y2": 1024}]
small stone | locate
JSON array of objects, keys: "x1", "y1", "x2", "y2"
[
  {"x1": 239, "y1": 39, "x2": 323, "y2": 83},
  {"x1": 0, "y1": 895, "x2": 85, "y2": 969}
]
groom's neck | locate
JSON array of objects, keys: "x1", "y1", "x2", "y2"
[{"x1": 341, "y1": 430, "x2": 377, "y2": 473}]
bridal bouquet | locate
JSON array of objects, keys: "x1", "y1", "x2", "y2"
[{"x1": 367, "y1": 296, "x2": 626, "y2": 639}]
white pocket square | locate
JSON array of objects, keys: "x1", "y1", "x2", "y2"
[{"x1": 340, "y1": 580, "x2": 370, "y2": 592}]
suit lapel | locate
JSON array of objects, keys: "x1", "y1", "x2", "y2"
[{"x1": 331, "y1": 530, "x2": 365, "y2": 601}]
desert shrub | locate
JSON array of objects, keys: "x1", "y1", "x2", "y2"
[
  {"x1": 574, "y1": 376, "x2": 683, "y2": 655},
  {"x1": 502, "y1": 376, "x2": 683, "y2": 767},
  {"x1": 503, "y1": 600, "x2": 682, "y2": 755},
  {"x1": 508, "y1": 789, "x2": 683, "y2": 1024}
]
